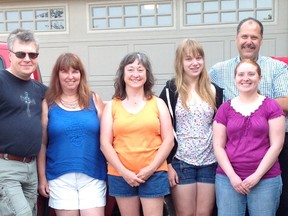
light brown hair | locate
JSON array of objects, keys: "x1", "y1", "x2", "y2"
[
  {"x1": 174, "y1": 39, "x2": 216, "y2": 110},
  {"x1": 45, "y1": 52, "x2": 91, "y2": 108}
]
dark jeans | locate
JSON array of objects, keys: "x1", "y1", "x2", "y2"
[{"x1": 276, "y1": 132, "x2": 288, "y2": 216}]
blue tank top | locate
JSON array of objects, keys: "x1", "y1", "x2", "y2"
[{"x1": 46, "y1": 98, "x2": 107, "y2": 180}]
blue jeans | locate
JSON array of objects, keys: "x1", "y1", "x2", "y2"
[
  {"x1": 216, "y1": 174, "x2": 282, "y2": 216},
  {"x1": 0, "y1": 158, "x2": 37, "y2": 216}
]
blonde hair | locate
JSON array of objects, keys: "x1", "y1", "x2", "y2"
[{"x1": 174, "y1": 39, "x2": 216, "y2": 110}]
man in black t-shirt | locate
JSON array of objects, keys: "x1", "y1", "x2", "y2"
[{"x1": 0, "y1": 29, "x2": 47, "y2": 216}]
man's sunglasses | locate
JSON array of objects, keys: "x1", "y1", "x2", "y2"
[{"x1": 9, "y1": 50, "x2": 39, "y2": 59}]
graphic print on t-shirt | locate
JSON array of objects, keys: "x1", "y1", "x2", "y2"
[{"x1": 20, "y1": 91, "x2": 35, "y2": 117}]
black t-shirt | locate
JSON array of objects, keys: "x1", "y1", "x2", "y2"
[{"x1": 0, "y1": 69, "x2": 47, "y2": 157}]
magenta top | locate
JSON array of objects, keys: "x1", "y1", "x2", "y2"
[{"x1": 214, "y1": 97, "x2": 285, "y2": 179}]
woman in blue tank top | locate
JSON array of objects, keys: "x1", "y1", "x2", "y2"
[{"x1": 37, "y1": 53, "x2": 107, "y2": 216}]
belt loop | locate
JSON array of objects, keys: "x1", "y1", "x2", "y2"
[
  {"x1": 23, "y1": 157, "x2": 26, "y2": 162},
  {"x1": 4, "y1": 153, "x2": 8, "y2": 160}
]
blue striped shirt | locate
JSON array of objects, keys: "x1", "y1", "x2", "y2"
[{"x1": 209, "y1": 55, "x2": 288, "y2": 130}]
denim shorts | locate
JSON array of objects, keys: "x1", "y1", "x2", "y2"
[
  {"x1": 172, "y1": 158, "x2": 217, "y2": 184},
  {"x1": 108, "y1": 171, "x2": 170, "y2": 198}
]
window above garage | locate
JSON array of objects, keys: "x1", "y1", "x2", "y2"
[
  {"x1": 89, "y1": 0, "x2": 274, "y2": 31},
  {"x1": 0, "y1": 7, "x2": 66, "y2": 33},
  {"x1": 184, "y1": 0, "x2": 274, "y2": 26},
  {"x1": 89, "y1": 1, "x2": 173, "y2": 30}
]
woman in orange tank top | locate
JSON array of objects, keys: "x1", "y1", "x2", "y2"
[{"x1": 100, "y1": 52, "x2": 174, "y2": 216}]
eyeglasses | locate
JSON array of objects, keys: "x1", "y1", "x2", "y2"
[{"x1": 9, "y1": 50, "x2": 39, "y2": 59}]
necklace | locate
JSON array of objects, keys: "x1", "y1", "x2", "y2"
[
  {"x1": 126, "y1": 97, "x2": 145, "y2": 105},
  {"x1": 60, "y1": 98, "x2": 79, "y2": 109}
]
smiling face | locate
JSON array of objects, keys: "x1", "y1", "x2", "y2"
[
  {"x1": 9, "y1": 39, "x2": 38, "y2": 80},
  {"x1": 183, "y1": 53, "x2": 204, "y2": 80},
  {"x1": 235, "y1": 61, "x2": 261, "y2": 94},
  {"x1": 124, "y1": 59, "x2": 147, "y2": 89},
  {"x1": 59, "y1": 67, "x2": 81, "y2": 93},
  {"x1": 236, "y1": 20, "x2": 263, "y2": 61}
]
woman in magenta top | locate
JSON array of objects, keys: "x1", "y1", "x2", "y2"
[{"x1": 213, "y1": 59, "x2": 286, "y2": 216}]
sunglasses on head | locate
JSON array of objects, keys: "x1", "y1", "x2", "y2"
[{"x1": 9, "y1": 50, "x2": 39, "y2": 59}]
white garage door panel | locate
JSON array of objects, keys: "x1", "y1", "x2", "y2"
[
  {"x1": 201, "y1": 41, "x2": 225, "y2": 69},
  {"x1": 134, "y1": 42, "x2": 175, "y2": 81},
  {"x1": 38, "y1": 46, "x2": 70, "y2": 85},
  {"x1": 92, "y1": 86, "x2": 115, "y2": 101},
  {"x1": 87, "y1": 45, "x2": 129, "y2": 100},
  {"x1": 88, "y1": 45, "x2": 129, "y2": 76}
]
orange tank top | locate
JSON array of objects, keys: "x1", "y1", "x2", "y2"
[{"x1": 109, "y1": 96, "x2": 167, "y2": 176}]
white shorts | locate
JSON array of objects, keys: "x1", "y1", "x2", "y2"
[{"x1": 48, "y1": 173, "x2": 106, "y2": 210}]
